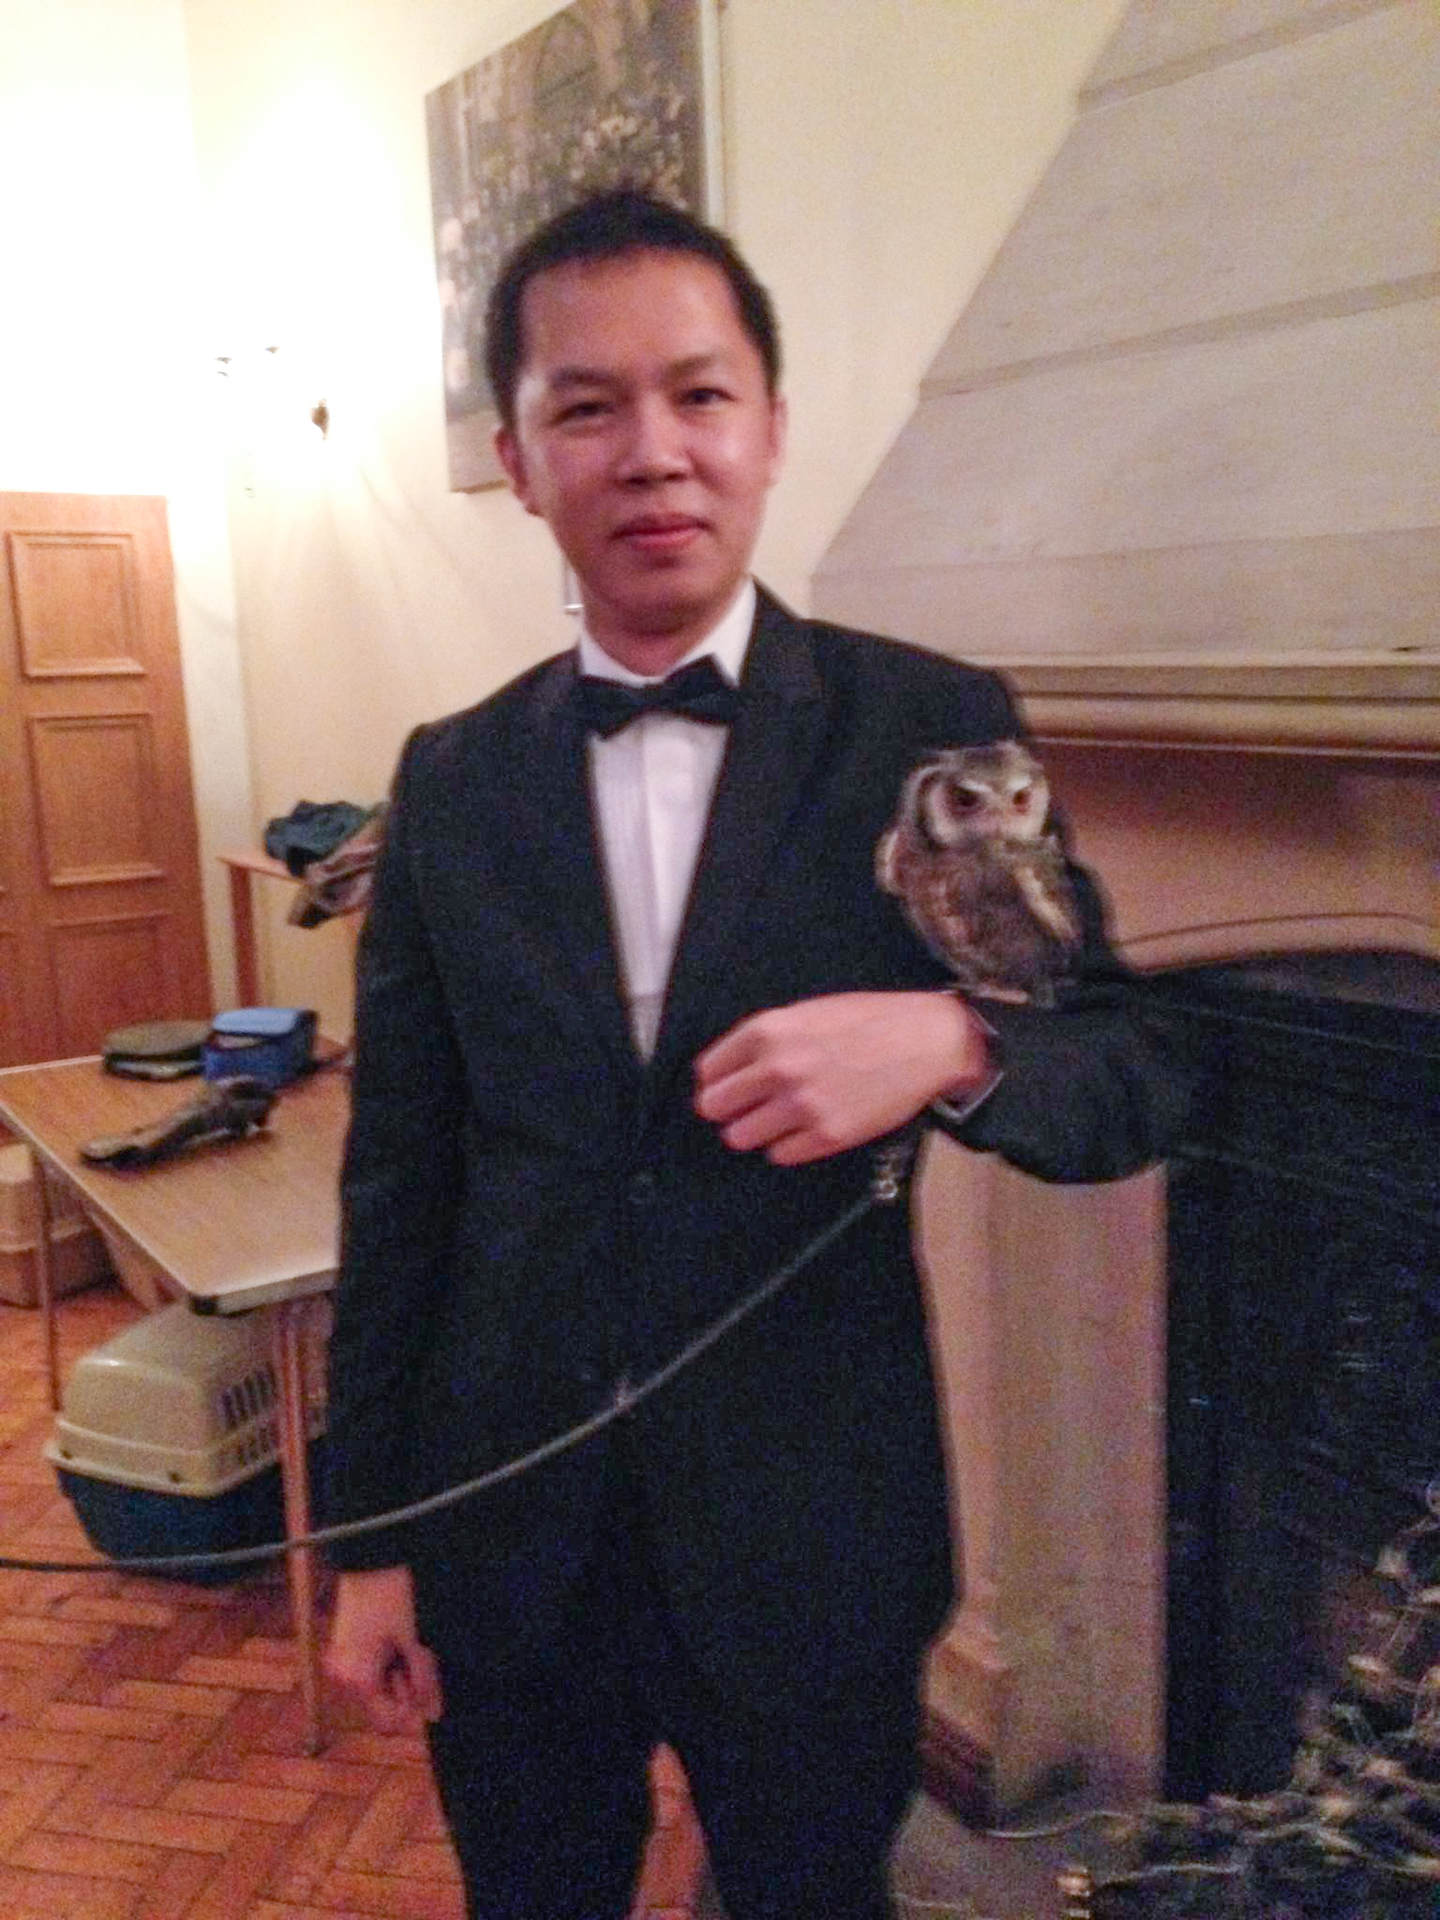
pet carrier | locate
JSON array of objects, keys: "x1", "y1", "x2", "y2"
[{"x1": 46, "y1": 1300, "x2": 324, "y2": 1582}]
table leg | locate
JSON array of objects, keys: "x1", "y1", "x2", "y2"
[
  {"x1": 227, "y1": 859, "x2": 261, "y2": 1006},
  {"x1": 272, "y1": 1300, "x2": 325, "y2": 1753},
  {"x1": 33, "y1": 1156, "x2": 61, "y2": 1412}
]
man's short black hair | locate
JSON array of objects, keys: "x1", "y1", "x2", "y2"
[{"x1": 484, "y1": 188, "x2": 781, "y2": 430}]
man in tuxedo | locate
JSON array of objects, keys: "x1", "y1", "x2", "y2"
[{"x1": 322, "y1": 190, "x2": 1182, "y2": 1920}]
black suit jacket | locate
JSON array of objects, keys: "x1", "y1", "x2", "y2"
[{"x1": 322, "y1": 589, "x2": 1183, "y2": 1709}]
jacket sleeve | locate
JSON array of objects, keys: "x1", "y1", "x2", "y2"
[
  {"x1": 321, "y1": 726, "x2": 467, "y2": 1569},
  {"x1": 923, "y1": 671, "x2": 1193, "y2": 1183}
]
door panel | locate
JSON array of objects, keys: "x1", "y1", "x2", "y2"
[
  {"x1": 0, "y1": 931, "x2": 26, "y2": 1063},
  {"x1": 11, "y1": 531, "x2": 148, "y2": 677},
  {"x1": 50, "y1": 916, "x2": 175, "y2": 1057},
  {"x1": 30, "y1": 714, "x2": 166, "y2": 885},
  {"x1": 0, "y1": 494, "x2": 211, "y2": 1067}
]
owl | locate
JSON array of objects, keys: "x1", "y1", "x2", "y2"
[{"x1": 875, "y1": 739, "x2": 1082, "y2": 1004}]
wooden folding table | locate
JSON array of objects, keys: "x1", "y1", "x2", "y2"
[{"x1": 0, "y1": 1057, "x2": 347, "y2": 1753}]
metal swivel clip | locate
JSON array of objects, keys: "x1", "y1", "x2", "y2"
[
  {"x1": 1056, "y1": 1863, "x2": 1095, "y2": 1918},
  {"x1": 870, "y1": 1137, "x2": 917, "y2": 1205}
]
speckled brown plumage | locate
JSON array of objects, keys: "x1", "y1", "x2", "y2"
[{"x1": 875, "y1": 740, "x2": 1081, "y2": 1003}]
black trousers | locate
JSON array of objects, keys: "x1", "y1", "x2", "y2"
[{"x1": 425, "y1": 1446, "x2": 920, "y2": 1920}]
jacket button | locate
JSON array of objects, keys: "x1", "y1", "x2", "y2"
[{"x1": 628, "y1": 1170, "x2": 659, "y2": 1209}]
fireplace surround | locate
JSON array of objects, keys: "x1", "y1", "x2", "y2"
[
  {"x1": 911, "y1": 928, "x2": 1440, "y2": 1832},
  {"x1": 816, "y1": 0, "x2": 1440, "y2": 1819}
]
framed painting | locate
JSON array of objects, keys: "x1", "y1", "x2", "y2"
[{"x1": 425, "y1": 0, "x2": 723, "y2": 492}]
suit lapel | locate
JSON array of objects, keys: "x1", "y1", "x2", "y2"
[
  {"x1": 647, "y1": 592, "x2": 826, "y2": 1089},
  {"x1": 518, "y1": 653, "x2": 641, "y2": 1082}
]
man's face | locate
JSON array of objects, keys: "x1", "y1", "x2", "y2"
[{"x1": 496, "y1": 248, "x2": 786, "y2": 674}]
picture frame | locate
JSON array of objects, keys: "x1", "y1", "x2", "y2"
[{"x1": 425, "y1": 0, "x2": 723, "y2": 493}]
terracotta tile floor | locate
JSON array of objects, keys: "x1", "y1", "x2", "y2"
[{"x1": 0, "y1": 1279, "x2": 707, "y2": 1920}]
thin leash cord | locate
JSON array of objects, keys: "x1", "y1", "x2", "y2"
[
  {"x1": 893, "y1": 1898, "x2": 1002, "y2": 1917},
  {"x1": 889, "y1": 1806, "x2": 1128, "y2": 1913},
  {"x1": 890, "y1": 1807, "x2": 1135, "y2": 1915},
  {"x1": 0, "y1": 1144, "x2": 913, "y2": 1577},
  {"x1": 893, "y1": 1898, "x2": 1036, "y2": 1918}
]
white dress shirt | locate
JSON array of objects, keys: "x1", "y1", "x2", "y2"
[
  {"x1": 579, "y1": 578, "x2": 1000, "y2": 1119},
  {"x1": 580, "y1": 580, "x2": 756, "y2": 1059}
]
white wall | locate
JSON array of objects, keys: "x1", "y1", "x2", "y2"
[
  {"x1": 729, "y1": 0, "x2": 1136, "y2": 610},
  {"x1": 0, "y1": 0, "x2": 254, "y2": 1003},
  {"x1": 0, "y1": 0, "x2": 1135, "y2": 1026},
  {"x1": 175, "y1": 0, "x2": 1127, "y2": 1031}
]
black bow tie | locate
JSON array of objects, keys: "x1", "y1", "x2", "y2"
[{"x1": 576, "y1": 656, "x2": 740, "y2": 738}]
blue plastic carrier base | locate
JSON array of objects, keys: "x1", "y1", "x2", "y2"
[
  {"x1": 57, "y1": 1462, "x2": 286, "y2": 1585},
  {"x1": 202, "y1": 1007, "x2": 316, "y2": 1091},
  {"x1": 56, "y1": 1441, "x2": 326, "y2": 1586}
]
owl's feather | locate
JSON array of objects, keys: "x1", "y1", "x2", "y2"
[{"x1": 876, "y1": 740, "x2": 1081, "y2": 1003}]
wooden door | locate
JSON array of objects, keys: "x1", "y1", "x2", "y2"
[{"x1": 0, "y1": 493, "x2": 211, "y2": 1067}]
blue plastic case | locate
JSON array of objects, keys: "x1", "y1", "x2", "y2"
[{"x1": 202, "y1": 1007, "x2": 316, "y2": 1090}]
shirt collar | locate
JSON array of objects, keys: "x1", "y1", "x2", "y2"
[{"x1": 577, "y1": 579, "x2": 756, "y2": 688}]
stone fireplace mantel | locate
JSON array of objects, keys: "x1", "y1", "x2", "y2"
[
  {"x1": 917, "y1": 1125, "x2": 1169, "y2": 1818},
  {"x1": 813, "y1": 0, "x2": 1439, "y2": 1818},
  {"x1": 814, "y1": 1, "x2": 1440, "y2": 768},
  {"x1": 997, "y1": 656, "x2": 1440, "y2": 762},
  {"x1": 913, "y1": 723, "x2": 1437, "y2": 1813}
]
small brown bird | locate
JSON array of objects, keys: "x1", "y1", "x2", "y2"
[{"x1": 875, "y1": 739, "x2": 1082, "y2": 1003}]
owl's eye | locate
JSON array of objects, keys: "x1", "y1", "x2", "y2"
[
  {"x1": 1011, "y1": 785, "x2": 1032, "y2": 811},
  {"x1": 951, "y1": 784, "x2": 983, "y2": 810}
]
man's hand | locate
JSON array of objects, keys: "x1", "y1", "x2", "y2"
[
  {"x1": 693, "y1": 991, "x2": 990, "y2": 1166},
  {"x1": 324, "y1": 1565, "x2": 443, "y2": 1733}
]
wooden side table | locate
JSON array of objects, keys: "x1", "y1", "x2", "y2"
[{"x1": 218, "y1": 849, "x2": 295, "y2": 1005}]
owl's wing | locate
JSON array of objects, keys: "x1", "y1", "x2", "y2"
[
  {"x1": 903, "y1": 849, "x2": 991, "y2": 987},
  {"x1": 1013, "y1": 839, "x2": 1083, "y2": 949}
]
